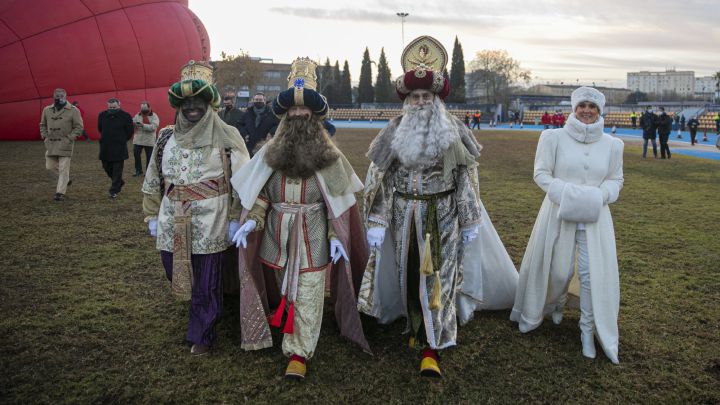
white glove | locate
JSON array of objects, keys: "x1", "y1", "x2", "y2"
[
  {"x1": 148, "y1": 219, "x2": 157, "y2": 237},
  {"x1": 329, "y1": 239, "x2": 349, "y2": 264},
  {"x1": 367, "y1": 227, "x2": 385, "y2": 248},
  {"x1": 232, "y1": 219, "x2": 256, "y2": 248},
  {"x1": 227, "y1": 220, "x2": 240, "y2": 242},
  {"x1": 462, "y1": 225, "x2": 479, "y2": 244}
]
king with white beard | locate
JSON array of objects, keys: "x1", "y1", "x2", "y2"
[{"x1": 358, "y1": 36, "x2": 518, "y2": 377}]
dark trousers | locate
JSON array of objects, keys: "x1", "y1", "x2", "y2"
[
  {"x1": 161, "y1": 251, "x2": 224, "y2": 346},
  {"x1": 631, "y1": 118, "x2": 637, "y2": 128},
  {"x1": 659, "y1": 134, "x2": 671, "y2": 158},
  {"x1": 101, "y1": 160, "x2": 124, "y2": 193},
  {"x1": 690, "y1": 130, "x2": 697, "y2": 145},
  {"x1": 133, "y1": 145, "x2": 153, "y2": 174}
]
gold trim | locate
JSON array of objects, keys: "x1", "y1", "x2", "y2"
[{"x1": 294, "y1": 87, "x2": 304, "y2": 106}]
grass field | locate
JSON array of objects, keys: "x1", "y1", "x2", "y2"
[{"x1": 1, "y1": 129, "x2": 719, "y2": 403}]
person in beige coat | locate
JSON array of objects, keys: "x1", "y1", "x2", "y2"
[
  {"x1": 131, "y1": 101, "x2": 160, "y2": 176},
  {"x1": 39, "y1": 88, "x2": 84, "y2": 201}
]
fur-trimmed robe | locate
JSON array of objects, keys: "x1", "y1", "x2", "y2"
[
  {"x1": 358, "y1": 114, "x2": 518, "y2": 349},
  {"x1": 230, "y1": 146, "x2": 371, "y2": 353}
]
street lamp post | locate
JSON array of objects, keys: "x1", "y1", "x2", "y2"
[{"x1": 396, "y1": 12, "x2": 409, "y2": 47}]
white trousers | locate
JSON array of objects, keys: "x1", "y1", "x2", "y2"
[
  {"x1": 569, "y1": 230, "x2": 593, "y2": 335},
  {"x1": 46, "y1": 156, "x2": 72, "y2": 194},
  {"x1": 279, "y1": 269, "x2": 326, "y2": 360}
]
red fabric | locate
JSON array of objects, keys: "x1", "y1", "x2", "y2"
[
  {"x1": 282, "y1": 302, "x2": 295, "y2": 334},
  {"x1": 269, "y1": 295, "x2": 286, "y2": 328},
  {"x1": 541, "y1": 113, "x2": 551, "y2": 125},
  {"x1": 422, "y1": 348, "x2": 438, "y2": 361},
  {"x1": 290, "y1": 354, "x2": 306, "y2": 364},
  {"x1": 396, "y1": 69, "x2": 450, "y2": 101},
  {"x1": 0, "y1": 0, "x2": 208, "y2": 141}
]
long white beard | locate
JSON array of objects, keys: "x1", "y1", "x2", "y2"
[{"x1": 391, "y1": 97, "x2": 458, "y2": 169}]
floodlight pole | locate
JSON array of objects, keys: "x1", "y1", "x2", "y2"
[{"x1": 396, "y1": 12, "x2": 409, "y2": 47}]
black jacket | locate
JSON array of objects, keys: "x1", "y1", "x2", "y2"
[
  {"x1": 239, "y1": 106, "x2": 279, "y2": 154},
  {"x1": 687, "y1": 118, "x2": 699, "y2": 132},
  {"x1": 655, "y1": 113, "x2": 672, "y2": 137},
  {"x1": 218, "y1": 106, "x2": 244, "y2": 129},
  {"x1": 640, "y1": 111, "x2": 656, "y2": 138},
  {"x1": 98, "y1": 109, "x2": 133, "y2": 161}
]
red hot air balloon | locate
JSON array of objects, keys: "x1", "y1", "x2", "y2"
[{"x1": 0, "y1": 0, "x2": 210, "y2": 140}]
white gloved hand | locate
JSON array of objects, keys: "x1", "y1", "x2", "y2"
[
  {"x1": 227, "y1": 220, "x2": 240, "y2": 242},
  {"x1": 232, "y1": 219, "x2": 256, "y2": 248},
  {"x1": 329, "y1": 238, "x2": 349, "y2": 264},
  {"x1": 367, "y1": 227, "x2": 386, "y2": 248},
  {"x1": 148, "y1": 219, "x2": 157, "y2": 237},
  {"x1": 462, "y1": 225, "x2": 479, "y2": 244}
]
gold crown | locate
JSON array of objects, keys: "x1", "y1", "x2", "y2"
[
  {"x1": 287, "y1": 57, "x2": 318, "y2": 91},
  {"x1": 180, "y1": 60, "x2": 214, "y2": 83},
  {"x1": 401, "y1": 36, "x2": 448, "y2": 74}
]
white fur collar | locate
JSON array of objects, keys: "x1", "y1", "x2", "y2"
[{"x1": 564, "y1": 114, "x2": 604, "y2": 144}]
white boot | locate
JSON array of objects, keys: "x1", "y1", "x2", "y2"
[{"x1": 581, "y1": 330, "x2": 596, "y2": 359}]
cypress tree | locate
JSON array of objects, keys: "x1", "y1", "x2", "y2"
[
  {"x1": 448, "y1": 36, "x2": 466, "y2": 103},
  {"x1": 332, "y1": 60, "x2": 342, "y2": 104},
  {"x1": 374, "y1": 48, "x2": 394, "y2": 103},
  {"x1": 320, "y1": 58, "x2": 336, "y2": 104},
  {"x1": 339, "y1": 60, "x2": 353, "y2": 104},
  {"x1": 358, "y1": 47, "x2": 374, "y2": 104}
]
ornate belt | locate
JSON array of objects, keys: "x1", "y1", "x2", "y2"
[
  {"x1": 166, "y1": 176, "x2": 229, "y2": 299},
  {"x1": 268, "y1": 201, "x2": 324, "y2": 334},
  {"x1": 394, "y1": 188, "x2": 454, "y2": 201}
]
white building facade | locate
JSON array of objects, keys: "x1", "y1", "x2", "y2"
[{"x1": 627, "y1": 69, "x2": 695, "y2": 96}]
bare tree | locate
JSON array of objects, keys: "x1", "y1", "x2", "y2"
[
  {"x1": 213, "y1": 51, "x2": 262, "y2": 95},
  {"x1": 467, "y1": 49, "x2": 531, "y2": 105}
]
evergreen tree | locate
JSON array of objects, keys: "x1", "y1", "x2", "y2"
[
  {"x1": 339, "y1": 60, "x2": 353, "y2": 104},
  {"x1": 332, "y1": 60, "x2": 342, "y2": 104},
  {"x1": 374, "y1": 48, "x2": 394, "y2": 103},
  {"x1": 448, "y1": 36, "x2": 466, "y2": 103},
  {"x1": 319, "y1": 58, "x2": 336, "y2": 104},
  {"x1": 358, "y1": 47, "x2": 374, "y2": 104}
]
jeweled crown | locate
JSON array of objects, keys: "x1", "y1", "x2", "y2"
[{"x1": 287, "y1": 57, "x2": 318, "y2": 91}]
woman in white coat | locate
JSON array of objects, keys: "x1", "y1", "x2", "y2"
[{"x1": 510, "y1": 87, "x2": 624, "y2": 364}]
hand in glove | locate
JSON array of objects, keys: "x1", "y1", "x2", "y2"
[
  {"x1": 462, "y1": 225, "x2": 479, "y2": 244},
  {"x1": 367, "y1": 227, "x2": 385, "y2": 248},
  {"x1": 227, "y1": 220, "x2": 240, "y2": 242},
  {"x1": 329, "y1": 238, "x2": 349, "y2": 264},
  {"x1": 232, "y1": 220, "x2": 257, "y2": 248},
  {"x1": 148, "y1": 219, "x2": 157, "y2": 237}
]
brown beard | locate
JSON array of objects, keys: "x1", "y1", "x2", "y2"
[{"x1": 264, "y1": 116, "x2": 339, "y2": 178}]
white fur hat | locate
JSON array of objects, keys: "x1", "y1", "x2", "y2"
[{"x1": 571, "y1": 86, "x2": 606, "y2": 114}]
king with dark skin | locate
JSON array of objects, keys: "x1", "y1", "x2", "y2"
[{"x1": 181, "y1": 96, "x2": 208, "y2": 123}]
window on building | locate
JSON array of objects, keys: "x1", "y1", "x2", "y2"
[{"x1": 263, "y1": 71, "x2": 282, "y2": 79}]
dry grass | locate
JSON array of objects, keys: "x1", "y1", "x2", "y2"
[{"x1": 1, "y1": 129, "x2": 719, "y2": 403}]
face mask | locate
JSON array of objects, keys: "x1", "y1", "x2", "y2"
[
  {"x1": 254, "y1": 102, "x2": 265, "y2": 109},
  {"x1": 108, "y1": 107, "x2": 119, "y2": 113},
  {"x1": 141, "y1": 108, "x2": 149, "y2": 114},
  {"x1": 54, "y1": 98, "x2": 66, "y2": 108}
]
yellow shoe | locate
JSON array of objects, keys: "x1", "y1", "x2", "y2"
[
  {"x1": 420, "y1": 351, "x2": 442, "y2": 378},
  {"x1": 285, "y1": 357, "x2": 306, "y2": 380}
]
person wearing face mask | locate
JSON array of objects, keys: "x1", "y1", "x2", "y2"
[
  {"x1": 218, "y1": 94, "x2": 243, "y2": 130},
  {"x1": 141, "y1": 61, "x2": 249, "y2": 356},
  {"x1": 98, "y1": 98, "x2": 134, "y2": 198},
  {"x1": 39, "y1": 88, "x2": 84, "y2": 201},
  {"x1": 510, "y1": 87, "x2": 624, "y2": 364},
  {"x1": 239, "y1": 92, "x2": 279, "y2": 156},
  {"x1": 640, "y1": 106, "x2": 657, "y2": 158},
  {"x1": 359, "y1": 36, "x2": 518, "y2": 377},
  {"x1": 229, "y1": 57, "x2": 369, "y2": 380},
  {"x1": 131, "y1": 101, "x2": 160, "y2": 177},
  {"x1": 655, "y1": 107, "x2": 672, "y2": 159}
]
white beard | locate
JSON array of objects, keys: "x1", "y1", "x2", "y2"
[{"x1": 391, "y1": 97, "x2": 458, "y2": 169}]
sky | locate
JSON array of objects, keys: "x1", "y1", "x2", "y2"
[{"x1": 189, "y1": 0, "x2": 719, "y2": 88}]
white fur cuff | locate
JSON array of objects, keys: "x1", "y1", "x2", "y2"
[{"x1": 558, "y1": 183, "x2": 603, "y2": 223}]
